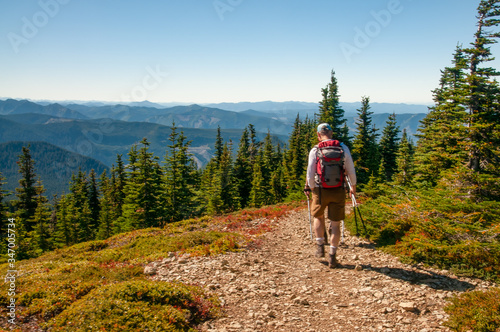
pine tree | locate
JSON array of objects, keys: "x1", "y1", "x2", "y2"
[
  {"x1": 352, "y1": 96, "x2": 380, "y2": 187},
  {"x1": 317, "y1": 70, "x2": 350, "y2": 144},
  {"x1": 233, "y1": 127, "x2": 253, "y2": 208},
  {"x1": 217, "y1": 142, "x2": 240, "y2": 212},
  {"x1": 248, "y1": 124, "x2": 260, "y2": 161},
  {"x1": 214, "y1": 125, "x2": 224, "y2": 166},
  {"x1": 111, "y1": 154, "x2": 126, "y2": 219},
  {"x1": 415, "y1": 47, "x2": 468, "y2": 185},
  {"x1": 394, "y1": 129, "x2": 415, "y2": 186},
  {"x1": 54, "y1": 195, "x2": 73, "y2": 247},
  {"x1": 121, "y1": 138, "x2": 164, "y2": 230},
  {"x1": 14, "y1": 145, "x2": 38, "y2": 232},
  {"x1": 68, "y1": 169, "x2": 93, "y2": 242},
  {"x1": 249, "y1": 153, "x2": 267, "y2": 208},
  {"x1": 97, "y1": 170, "x2": 114, "y2": 240},
  {"x1": 88, "y1": 169, "x2": 100, "y2": 236},
  {"x1": 0, "y1": 173, "x2": 10, "y2": 256},
  {"x1": 379, "y1": 113, "x2": 401, "y2": 181},
  {"x1": 462, "y1": 0, "x2": 500, "y2": 198},
  {"x1": 286, "y1": 115, "x2": 307, "y2": 192},
  {"x1": 163, "y1": 124, "x2": 198, "y2": 222},
  {"x1": 33, "y1": 180, "x2": 51, "y2": 253}
]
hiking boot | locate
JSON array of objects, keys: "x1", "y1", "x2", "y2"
[
  {"x1": 315, "y1": 244, "x2": 325, "y2": 258},
  {"x1": 328, "y1": 253, "x2": 338, "y2": 268}
]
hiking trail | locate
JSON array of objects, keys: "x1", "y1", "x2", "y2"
[{"x1": 149, "y1": 208, "x2": 494, "y2": 332}]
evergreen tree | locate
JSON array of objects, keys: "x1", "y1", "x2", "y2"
[
  {"x1": 0, "y1": 173, "x2": 10, "y2": 256},
  {"x1": 394, "y1": 129, "x2": 415, "y2": 186},
  {"x1": 68, "y1": 169, "x2": 93, "y2": 242},
  {"x1": 163, "y1": 124, "x2": 198, "y2": 221},
  {"x1": 462, "y1": 0, "x2": 500, "y2": 198},
  {"x1": 200, "y1": 161, "x2": 222, "y2": 215},
  {"x1": 97, "y1": 170, "x2": 114, "y2": 240},
  {"x1": 249, "y1": 153, "x2": 267, "y2": 207},
  {"x1": 285, "y1": 115, "x2": 307, "y2": 192},
  {"x1": 217, "y1": 142, "x2": 240, "y2": 212},
  {"x1": 14, "y1": 145, "x2": 38, "y2": 232},
  {"x1": 121, "y1": 138, "x2": 164, "y2": 231},
  {"x1": 88, "y1": 169, "x2": 100, "y2": 235},
  {"x1": 33, "y1": 180, "x2": 51, "y2": 253},
  {"x1": 111, "y1": 154, "x2": 126, "y2": 219},
  {"x1": 317, "y1": 70, "x2": 350, "y2": 144},
  {"x1": 233, "y1": 127, "x2": 253, "y2": 208},
  {"x1": 270, "y1": 143, "x2": 287, "y2": 203},
  {"x1": 379, "y1": 113, "x2": 401, "y2": 181},
  {"x1": 415, "y1": 47, "x2": 469, "y2": 185},
  {"x1": 248, "y1": 124, "x2": 260, "y2": 161},
  {"x1": 54, "y1": 195, "x2": 73, "y2": 247},
  {"x1": 352, "y1": 96, "x2": 380, "y2": 187},
  {"x1": 214, "y1": 125, "x2": 224, "y2": 166}
]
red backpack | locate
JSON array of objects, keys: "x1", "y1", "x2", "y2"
[{"x1": 315, "y1": 140, "x2": 345, "y2": 188}]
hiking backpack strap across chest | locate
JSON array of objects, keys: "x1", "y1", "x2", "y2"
[{"x1": 315, "y1": 140, "x2": 345, "y2": 189}]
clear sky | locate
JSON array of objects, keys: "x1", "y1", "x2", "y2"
[{"x1": 1, "y1": 0, "x2": 497, "y2": 105}]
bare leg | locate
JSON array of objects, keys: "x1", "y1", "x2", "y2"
[
  {"x1": 314, "y1": 216, "x2": 325, "y2": 241},
  {"x1": 329, "y1": 221, "x2": 341, "y2": 249}
]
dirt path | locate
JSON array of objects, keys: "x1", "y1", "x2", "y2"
[{"x1": 150, "y1": 209, "x2": 494, "y2": 332}]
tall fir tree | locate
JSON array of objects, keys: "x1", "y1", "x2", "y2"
[
  {"x1": 352, "y1": 96, "x2": 380, "y2": 187},
  {"x1": 97, "y1": 170, "x2": 114, "y2": 240},
  {"x1": 88, "y1": 169, "x2": 100, "y2": 236},
  {"x1": 163, "y1": 123, "x2": 199, "y2": 221},
  {"x1": 249, "y1": 152, "x2": 267, "y2": 208},
  {"x1": 68, "y1": 170, "x2": 93, "y2": 242},
  {"x1": 0, "y1": 173, "x2": 10, "y2": 256},
  {"x1": 33, "y1": 179, "x2": 51, "y2": 254},
  {"x1": 233, "y1": 127, "x2": 253, "y2": 208},
  {"x1": 462, "y1": 0, "x2": 500, "y2": 198},
  {"x1": 14, "y1": 145, "x2": 39, "y2": 233},
  {"x1": 317, "y1": 70, "x2": 350, "y2": 144},
  {"x1": 415, "y1": 47, "x2": 469, "y2": 185},
  {"x1": 394, "y1": 129, "x2": 415, "y2": 186},
  {"x1": 217, "y1": 142, "x2": 240, "y2": 212},
  {"x1": 285, "y1": 115, "x2": 306, "y2": 192},
  {"x1": 110, "y1": 154, "x2": 126, "y2": 220},
  {"x1": 121, "y1": 138, "x2": 164, "y2": 231},
  {"x1": 54, "y1": 195, "x2": 73, "y2": 247},
  {"x1": 379, "y1": 113, "x2": 401, "y2": 181}
]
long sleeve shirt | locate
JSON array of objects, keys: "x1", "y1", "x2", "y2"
[{"x1": 306, "y1": 140, "x2": 356, "y2": 188}]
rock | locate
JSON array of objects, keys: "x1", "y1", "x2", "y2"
[
  {"x1": 144, "y1": 265, "x2": 157, "y2": 275},
  {"x1": 355, "y1": 264, "x2": 363, "y2": 271},
  {"x1": 399, "y1": 302, "x2": 418, "y2": 312}
]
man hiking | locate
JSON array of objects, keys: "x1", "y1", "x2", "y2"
[{"x1": 304, "y1": 123, "x2": 356, "y2": 268}]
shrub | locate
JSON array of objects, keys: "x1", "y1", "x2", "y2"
[
  {"x1": 444, "y1": 287, "x2": 500, "y2": 332},
  {"x1": 45, "y1": 280, "x2": 221, "y2": 331},
  {"x1": 345, "y1": 186, "x2": 500, "y2": 281}
]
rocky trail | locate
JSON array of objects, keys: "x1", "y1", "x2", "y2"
[{"x1": 148, "y1": 208, "x2": 495, "y2": 332}]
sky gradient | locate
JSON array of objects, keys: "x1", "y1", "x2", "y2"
[{"x1": 1, "y1": 0, "x2": 498, "y2": 105}]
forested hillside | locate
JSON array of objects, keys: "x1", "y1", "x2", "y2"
[{"x1": 0, "y1": 141, "x2": 109, "y2": 199}]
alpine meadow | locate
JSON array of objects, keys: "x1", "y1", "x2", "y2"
[{"x1": 1, "y1": 1, "x2": 500, "y2": 331}]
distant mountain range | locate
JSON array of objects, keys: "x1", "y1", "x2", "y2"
[
  {"x1": 0, "y1": 98, "x2": 429, "y2": 197},
  {"x1": 0, "y1": 112, "x2": 282, "y2": 168}
]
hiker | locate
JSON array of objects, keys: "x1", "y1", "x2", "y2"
[{"x1": 303, "y1": 123, "x2": 356, "y2": 268}]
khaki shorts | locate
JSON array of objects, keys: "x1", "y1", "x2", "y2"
[{"x1": 310, "y1": 187, "x2": 346, "y2": 221}]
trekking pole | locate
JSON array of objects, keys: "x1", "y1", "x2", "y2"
[
  {"x1": 345, "y1": 174, "x2": 368, "y2": 237},
  {"x1": 305, "y1": 193, "x2": 313, "y2": 241},
  {"x1": 341, "y1": 219, "x2": 345, "y2": 246},
  {"x1": 345, "y1": 174, "x2": 360, "y2": 236}
]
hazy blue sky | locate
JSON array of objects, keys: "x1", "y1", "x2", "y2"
[{"x1": 1, "y1": 0, "x2": 497, "y2": 105}]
